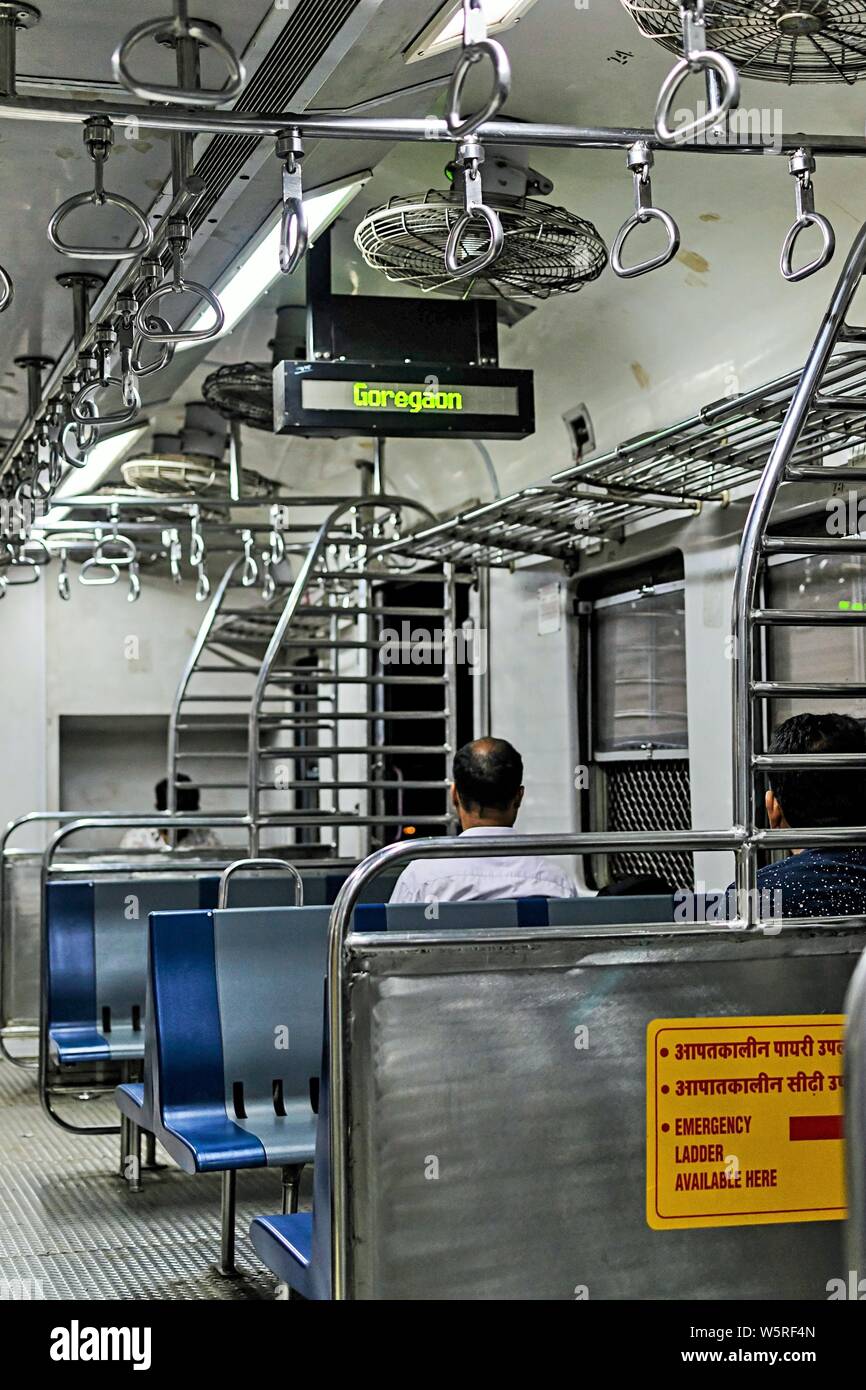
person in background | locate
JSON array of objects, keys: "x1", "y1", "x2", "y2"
[
  {"x1": 740, "y1": 711, "x2": 866, "y2": 918},
  {"x1": 389, "y1": 736, "x2": 578, "y2": 903},
  {"x1": 119, "y1": 773, "x2": 221, "y2": 851}
]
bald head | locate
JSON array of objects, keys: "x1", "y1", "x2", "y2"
[{"x1": 452, "y1": 737, "x2": 525, "y2": 828}]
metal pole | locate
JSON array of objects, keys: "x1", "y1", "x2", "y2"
[
  {"x1": 730, "y1": 219, "x2": 866, "y2": 924},
  {"x1": 228, "y1": 421, "x2": 243, "y2": 503}
]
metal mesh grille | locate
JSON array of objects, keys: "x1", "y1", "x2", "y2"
[
  {"x1": 354, "y1": 191, "x2": 608, "y2": 300},
  {"x1": 602, "y1": 759, "x2": 693, "y2": 889},
  {"x1": 620, "y1": 1, "x2": 866, "y2": 85}
]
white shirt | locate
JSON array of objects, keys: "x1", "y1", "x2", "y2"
[
  {"x1": 119, "y1": 827, "x2": 221, "y2": 851},
  {"x1": 389, "y1": 825, "x2": 578, "y2": 904}
]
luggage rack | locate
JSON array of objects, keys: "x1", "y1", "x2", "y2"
[{"x1": 370, "y1": 352, "x2": 866, "y2": 568}]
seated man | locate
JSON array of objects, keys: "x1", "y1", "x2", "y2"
[
  {"x1": 746, "y1": 712, "x2": 866, "y2": 918},
  {"x1": 120, "y1": 773, "x2": 221, "y2": 852},
  {"x1": 389, "y1": 736, "x2": 578, "y2": 904}
]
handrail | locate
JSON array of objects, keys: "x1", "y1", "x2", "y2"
[
  {"x1": 730, "y1": 219, "x2": 866, "y2": 925},
  {"x1": 217, "y1": 857, "x2": 303, "y2": 910},
  {"x1": 246, "y1": 495, "x2": 439, "y2": 856},
  {"x1": 39, "y1": 813, "x2": 253, "y2": 1136},
  {"x1": 0, "y1": 810, "x2": 109, "y2": 1067}
]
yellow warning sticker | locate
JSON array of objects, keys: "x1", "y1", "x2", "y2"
[{"x1": 646, "y1": 1015, "x2": 846, "y2": 1230}]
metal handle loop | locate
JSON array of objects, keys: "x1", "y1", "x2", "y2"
[
  {"x1": 241, "y1": 530, "x2": 258, "y2": 587},
  {"x1": 444, "y1": 203, "x2": 504, "y2": 278},
  {"x1": 446, "y1": 1, "x2": 511, "y2": 139},
  {"x1": 654, "y1": 2, "x2": 739, "y2": 146},
  {"x1": 278, "y1": 135, "x2": 308, "y2": 276},
  {"x1": 655, "y1": 51, "x2": 739, "y2": 146},
  {"x1": 71, "y1": 376, "x2": 139, "y2": 428},
  {"x1": 780, "y1": 213, "x2": 836, "y2": 284},
  {"x1": 135, "y1": 280, "x2": 225, "y2": 345},
  {"x1": 112, "y1": 15, "x2": 246, "y2": 107},
  {"x1": 261, "y1": 550, "x2": 276, "y2": 605},
  {"x1": 79, "y1": 557, "x2": 121, "y2": 586},
  {"x1": 189, "y1": 519, "x2": 205, "y2": 567},
  {"x1": 60, "y1": 417, "x2": 95, "y2": 468},
  {"x1": 47, "y1": 189, "x2": 153, "y2": 262},
  {"x1": 4, "y1": 562, "x2": 40, "y2": 585},
  {"x1": 780, "y1": 151, "x2": 835, "y2": 283},
  {"x1": 131, "y1": 317, "x2": 175, "y2": 377},
  {"x1": 95, "y1": 534, "x2": 137, "y2": 567},
  {"x1": 127, "y1": 562, "x2": 141, "y2": 604},
  {"x1": 611, "y1": 207, "x2": 681, "y2": 279},
  {"x1": 0, "y1": 262, "x2": 13, "y2": 313},
  {"x1": 280, "y1": 193, "x2": 308, "y2": 276},
  {"x1": 58, "y1": 550, "x2": 71, "y2": 602},
  {"x1": 195, "y1": 564, "x2": 210, "y2": 602}
]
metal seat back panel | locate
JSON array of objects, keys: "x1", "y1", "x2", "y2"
[
  {"x1": 546, "y1": 895, "x2": 675, "y2": 926},
  {"x1": 344, "y1": 923, "x2": 863, "y2": 1300},
  {"x1": 213, "y1": 906, "x2": 328, "y2": 1162},
  {"x1": 46, "y1": 880, "x2": 96, "y2": 1029},
  {"x1": 93, "y1": 878, "x2": 200, "y2": 1031}
]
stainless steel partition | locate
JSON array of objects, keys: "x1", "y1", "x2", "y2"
[{"x1": 345, "y1": 921, "x2": 861, "y2": 1300}]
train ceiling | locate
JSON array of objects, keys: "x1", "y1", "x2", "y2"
[{"x1": 5, "y1": 1, "x2": 866, "y2": 511}]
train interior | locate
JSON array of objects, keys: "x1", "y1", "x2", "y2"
[{"x1": 0, "y1": 0, "x2": 865, "y2": 1314}]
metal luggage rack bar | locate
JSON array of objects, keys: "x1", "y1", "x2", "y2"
[{"x1": 369, "y1": 352, "x2": 866, "y2": 568}]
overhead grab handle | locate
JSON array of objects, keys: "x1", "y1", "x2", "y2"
[
  {"x1": 276, "y1": 130, "x2": 308, "y2": 276},
  {"x1": 47, "y1": 117, "x2": 154, "y2": 262},
  {"x1": 112, "y1": 0, "x2": 246, "y2": 107},
  {"x1": 135, "y1": 216, "x2": 225, "y2": 345},
  {"x1": 131, "y1": 260, "x2": 175, "y2": 377},
  {"x1": 57, "y1": 549, "x2": 71, "y2": 602},
  {"x1": 446, "y1": 0, "x2": 511, "y2": 140},
  {"x1": 444, "y1": 138, "x2": 504, "y2": 279},
  {"x1": 654, "y1": 0, "x2": 739, "y2": 147},
  {"x1": 780, "y1": 149, "x2": 835, "y2": 284},
  {"x1": 611, "y1": 142, "x2": 680, "y2": 280},
  {"x1": 241, "y1": 528, "x2": 258, "y2": 587}
]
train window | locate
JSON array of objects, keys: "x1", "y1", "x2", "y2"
[
  {"x1": 765, "y1": 552, "x2": 866, "y2": 725},
  {"x1": 580, "y1": 565, "x2": 692, "y2": 890}
]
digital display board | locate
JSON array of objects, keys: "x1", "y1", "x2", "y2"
[{"x1": 273, "y1": 361, "x2": 535, "y2": 439}]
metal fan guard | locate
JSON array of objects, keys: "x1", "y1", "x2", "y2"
[
  {"x1": 353, "y1": 191, "x2": 608, "y2": 299},
  {"x1": 202, "y1": 362, "x2": 274, "y2": 431},
  {"x1": 620, "y1": 1, "x2": 866, "y2": 84},
  {"x1": 121, "y1": 455, "x2": 273, "y2": 498}
]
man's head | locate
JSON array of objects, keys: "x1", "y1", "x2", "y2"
[
  {"x1": 451, "y1": 737, "x2": 524, "y2": 829},
  {"x1": 155, "y1": 773, "x2": 200, "y2": 814},
  {"x1": 765, "y1": 712, "x2": 866, "y2": 830}
]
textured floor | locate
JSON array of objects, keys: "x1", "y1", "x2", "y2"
[{"x1": 0, "y1": 1059, "x2": 303, "y2": 1300}]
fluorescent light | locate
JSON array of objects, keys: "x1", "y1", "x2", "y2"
[
  {"x1": 405, "y1": 0, "x2": 538, "y2": 63},
  {"x1": 44, "y1": 425, "x2": 147, "y2": 524},
  {"x1": 181, "y1": 172, "x2": 372, "y2": 346}
]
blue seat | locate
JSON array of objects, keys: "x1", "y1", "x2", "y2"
[
  {"x1": 250, "y1": 990, "x2": 332, "y2": 1300},
  {"x1": 45, "y1": 876, "x2": 210, "y2": 1067},
  {"x1": 360, "y1": 896, "x2": 675, "y2": 930},
  {"x1": 149, "y1": 905, "x2": 330, "y2": 1174},
  {"x1": 356, "y1": 897, "x2": 548, "y2": 932}
]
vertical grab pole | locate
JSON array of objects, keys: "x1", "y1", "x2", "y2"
[{"x1": 731, "y1": 221, "x2": 866, "y2": 924}]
